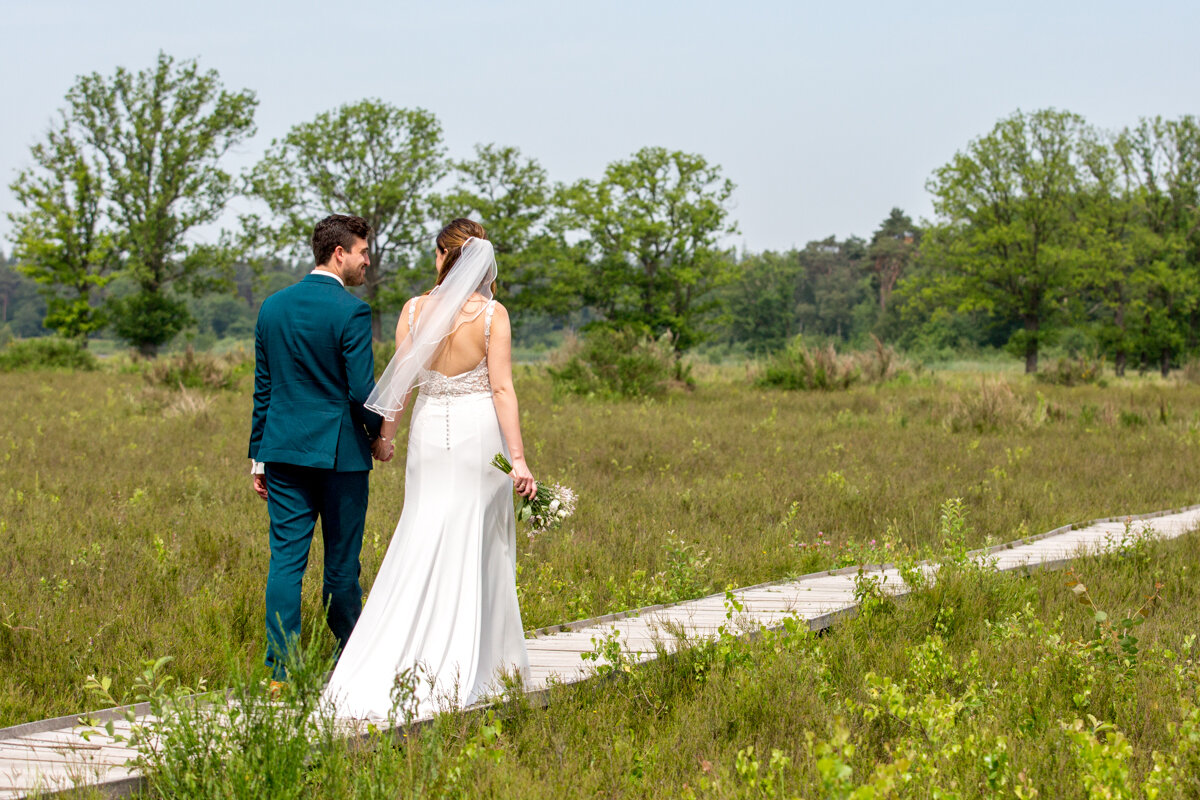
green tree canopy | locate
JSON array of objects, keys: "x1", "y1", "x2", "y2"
[
  {"x1": 67, "y1": 51, "x2": 257, "y2": 355},
  {"x1": 559, "y1": 147, "x2": 738, "y2": 351},
  {"x1": 793, "y1": 236, "x2": 870, "y2": 341},
  {"x1": 443, "y1": 144, "x2": 580, "y2": 323},
  {"x1": 1115, "y1": 116, "x2": 1200, "y2": 375},
  {"x1": 924, "y1": 108, "x2": 1087, "y2": 373},
  {"x1": 722, "y1": 250, "x2": 803, "y2": 352},
  {"x1": 8, "y1": 120, "x2": 119, "y2": 342},
  {"x1": 245, "y1": 99, "x2": 446, "y2": 339},
  {"x1": 866, "y1": 208, "x2": 921, "y2": 315}
]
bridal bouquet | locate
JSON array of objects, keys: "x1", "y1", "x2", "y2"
[{"x1": 491, "y1": 453, "x2": 577, "y2": 537}]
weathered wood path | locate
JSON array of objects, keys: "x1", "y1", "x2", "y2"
[{"x1": 3, "y1": 504, "x2": 1197, "y2": 798}]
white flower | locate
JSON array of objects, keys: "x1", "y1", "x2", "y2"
[
  {"x1": 557, "y1": 510, "x2": 568, "y2": 519},
  {"x1": 549, "y1": 499, "x2": 561, "y2": 513}
]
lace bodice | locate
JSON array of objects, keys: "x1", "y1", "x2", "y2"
[
  {"x1": 419, "y1": 359, "x2": 491, "y2": 399},
  {"x1": 412, "y1": 299, "x2": 496, "y2": 400}
]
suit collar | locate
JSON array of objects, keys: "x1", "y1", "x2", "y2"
[{"x1": 304, "y1": 272, "x2": 345, "y2": 288}]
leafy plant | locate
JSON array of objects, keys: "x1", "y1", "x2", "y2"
[
  {"x1": 1037, "y1": 354, "x2": 1105, "y2": 386},
  {"x1": 548, "y1": 326, "x2": 678, "y2": 399},
  {"x1": 142, "y1": 345, "x2": 244, "y2": 390},
  {"x1": 1064, "y1": 568, "x2": 1161, "y2": 681},
  {"x1": 0, "y1": 336, "x2": 97, "y2": 371}
]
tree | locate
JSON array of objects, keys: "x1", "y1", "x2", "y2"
[
  {"x1": 559, "y1": 147, "x2": 738, "y2": 351},
  {"x1": 866, "y1": 208, "x2": 921, "y2": 314},
  {"x1": 722, "y1": 250, "x2": 803, "y2": 351},
  {"x1": 1114, "y1": 116, "x2": 1200, "y2": 376},
  {"x1": 245, "y1": 100, "x2": 446, "y2": 339},
  {"x1": 443, "y1": 144, "x2": 580, "y2": 322},
  {"x1": 0, "y1": 252, "x2": 19, "y2": 325},
  {"x1": 925, "y1": 108, "x2": 1087, "y2": 373},
  {"x1": 1075, "y1": 126, "x2": 1141, "y2": 375},
  {"x1": 65, "y1": 52, "x2": 256, "y2": 355},
  {"x1": 794, "y1": 236, "x2": 870, "y2": 341},
  {"x1": 8, "y1": 120, "x2": 119, "y2": 343}
]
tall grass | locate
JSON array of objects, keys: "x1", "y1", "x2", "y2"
[
  {"x1": 2, "y1": 368, "x2": 1200, "y2": 732},
  {"x1": 88, "y1": 525, "x2": 1200, "y2": 799},
  {"x1": 756, "y1": 335, "x2": 911, "y2": 390}
]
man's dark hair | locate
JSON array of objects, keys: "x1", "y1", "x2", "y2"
[{"x1": 312, "y1": 215, "x2": 372, "y2": 267}]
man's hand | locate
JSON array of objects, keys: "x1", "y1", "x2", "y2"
[
  {"x1": 372, "y1": 437, "x2": 395, "y2": 463},
  {"x1": 252, "y1": 473, "x2": 268, "y2": 501}
]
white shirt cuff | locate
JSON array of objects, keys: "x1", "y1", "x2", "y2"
[{"x1": 250, "y1": 460, "x2": 265, "y2": 475}]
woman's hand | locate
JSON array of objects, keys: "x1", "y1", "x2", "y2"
[
  {"x1": 509, "y1": 455, "x2": 537, "y2": 499},
  {"x1": 372, "y1": 437, "x2": 395, "y2": 463}
]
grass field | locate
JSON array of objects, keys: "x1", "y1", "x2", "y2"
[
  {"x1": 3, "y1": 364, "x2": 1200, "y2": 789},
  {"x1": 42, "y1": 514, "x2": 1200, "y2": 799},
  {"x1": 279, "y1": 530, "x2": 1198, "y2": 799}
]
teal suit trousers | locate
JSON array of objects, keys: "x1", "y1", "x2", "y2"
[{"x1": 264, "y1": 463, "x2": 368, "y2": 678}]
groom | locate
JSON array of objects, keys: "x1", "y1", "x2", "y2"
[{"x1": 248, "y1": 214, "x2": 392, "y2": 680}]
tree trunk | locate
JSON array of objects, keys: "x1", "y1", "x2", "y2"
[
  {"x1": 878, "y1": 259, "x2": 901, "y2": 313},
  {"x1": 1023, "y1": 318, "x2": 1039, "y2": 374},
  {"x1": 362, "y1": 269, "x2": 383, "y2": 342},
  {"x1": 139, "y1": 342, "x2": 158, "y2": 358},
  {"x1": 1161, "y1": 348, "x2": 1171, "y2": 378},
  {"x1": 1114, "y1": 302, "x2": 1126, "y2": 377}
]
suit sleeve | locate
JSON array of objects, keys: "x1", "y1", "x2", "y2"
[
  {"x1": 248, "y1": 311, "x2": 270, "y2": 459},
  {"x1": 343, "y1": 303, "x2": 383, "y2": 439}
]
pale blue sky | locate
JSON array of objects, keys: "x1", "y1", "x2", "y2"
[{"x1": 2, "y1": 0, "x2": 1197, "y2": 253}]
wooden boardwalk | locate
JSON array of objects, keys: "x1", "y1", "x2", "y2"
[{"x1": 3, "y1": 503, "x2": 1198, "y2": 798}]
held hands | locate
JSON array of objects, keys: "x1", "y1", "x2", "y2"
[
  {"x1": 509, "y1": 455, "x2": 537, "y2": 500},
  {"x1": 372, "y1": 436, "x2": 395, "y2": 463}
]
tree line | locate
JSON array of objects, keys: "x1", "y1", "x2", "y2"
[{"x1": 7, "y1": 53, "x2": 1200, "y2": 374}]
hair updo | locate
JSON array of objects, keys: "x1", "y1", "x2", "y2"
[{"x1": 435, "y1": 218, "x2": 488, "y2": 287}]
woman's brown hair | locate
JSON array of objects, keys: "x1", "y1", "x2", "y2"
[{"x1": 435, "y1": 218, "x2": 488, "y2": 287}]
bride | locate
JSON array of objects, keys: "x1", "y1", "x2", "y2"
[{"x1": 322, "y1": 219, "x2": 535, "y2": 719}]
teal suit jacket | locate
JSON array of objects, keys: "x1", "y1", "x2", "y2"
[{"x1": 248, "y1": 273, "x2": 383, "y2": 472}]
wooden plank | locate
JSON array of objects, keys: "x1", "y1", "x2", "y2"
[
  {"x1": 526, "y1": 637, "x2": 672, "y2": 653},
  {"x1": 0, "y1": 746, "x2": 127, "y2": 767},
  {"x1": 528, "y1": 646, "x2": 596, "y2": 660},
  {"x1": 9, "y1": 733, "x2": 101, "y2": 751},
  {"x1": 0, "y1": 758, "x2": 132, "y2": 787}
]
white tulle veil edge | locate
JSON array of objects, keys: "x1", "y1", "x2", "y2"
[{"x1": 366, "y1": 236, "x2": 497, "y2": 421}]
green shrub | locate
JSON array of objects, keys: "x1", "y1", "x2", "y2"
[
  {"x1": 143, "y1": 346, "x2": 244, "y2": 391},
  {"x1": 1118, "y1": 410, "x2": 1147, "y2": 428},
  {"x1": 1037, "y1": 355, "x2": 1104, "y2": 386},
  {"x1": 756, "y1": 335, "x2": 909, "y2": 391},
  {"x1": 108, "y1": 291, "x2": 190, "y2": 356},
  {"x1": 0, "y1": 337, "x2": 98, "y2": 372},
  {"x1": 548, "y1": 327, "x2": 677, "y2": 399}
]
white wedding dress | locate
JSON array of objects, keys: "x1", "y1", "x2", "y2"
[{"x1": 322, "y1": 301, "x2": 530, "y2": 719}]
